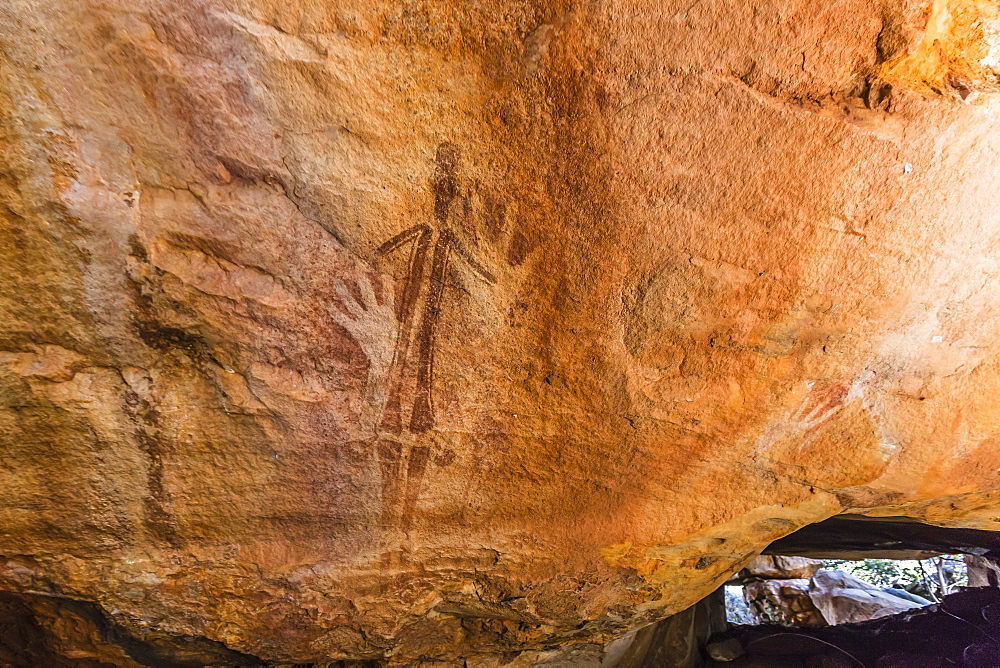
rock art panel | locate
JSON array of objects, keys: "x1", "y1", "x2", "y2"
[{"x1": 3, "y1": 0, "x2": 1000, "y2": 663}]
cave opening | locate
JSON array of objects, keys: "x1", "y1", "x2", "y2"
[
  {"x1": 702, "y1": 515, "x2": 1000, "y2": 666},
  {"x1": 725, "y1": 554, "x2": 967, "y2": 627}
]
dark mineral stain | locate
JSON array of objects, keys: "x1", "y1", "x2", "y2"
[
  {"x1": 165, "y1": 231, "x2": 239, "y2": 265},
  {"x1": 135, "y1": 324, "x2": 206, "y2": 355},
  {"x1": 433, "y1": 142, "x2": 461, "y2": 224},
  {"x1": 506, "y1": 229, "x2": 535, "y2": 266},
  {"x1": 433, "y1": 448, "x2": 456, "y2": 467},
  {"x1": 123, "y1": 246, "x2": 207, "y2": 357},
  {"x1": 121, "y1": 387, "x2": 181, "y2": 548},
  {"x1": 483, "y1": 196, "x2": 507, "y2": 239},
  {"x1": 127, "y1": 233, "x2": 148, "y2": 262}
]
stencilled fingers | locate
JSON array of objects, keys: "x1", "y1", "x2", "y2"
[
  {"x1": 329, "y1": 270, "x2": 399, "y2": 417},
  {"x1": 330, "y1": 273, "x2": 395, "y2": 326},
  {"x1": 795, "y1": 400, "x2": 839, "y2": 431},
  {"x1": 788, "y1": 383, "x2": 849, "y2": 435}
]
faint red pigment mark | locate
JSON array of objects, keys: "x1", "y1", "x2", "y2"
[
  {"x1": 788, "y1": 381, "x2": 849, "y2": 439},
  {"x1": 754, "y1": 380, "x2": 854, "y2": 456}
]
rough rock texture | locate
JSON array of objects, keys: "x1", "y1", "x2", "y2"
[
  {"x1": 966, "y1": 554, "x2": 1000, "y2": 587},
  {"x1": 0, "y1": 591, "x2": 263, "y2": 668},
  {"x1": 743, "y1": 579, "x2": 827, "y2": 627},
  {"x1": 741, "y1": 556, "x2": 823, "y2": 581},
  {"x1": 603, "y1": 590, "x2": 726, "y2": 668},
  {"x1": 737, "y1": 563, "x2": 932, "y2": 628},
  {"x1": 734, "y1": 556, "x2": 826, "y2": 627},
  {"x1": 807, "y1": 570, "x2": 925, "y2": 626},
  {"x1": 3, "y1": 0, "x2": 1000, "y2": 663}
]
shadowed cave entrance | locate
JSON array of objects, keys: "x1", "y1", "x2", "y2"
[
  {"x1": 685, "y1": 515, "x2": 1000, "y2": 667},
  {"x1": 763, "y1": 514, "x2": 1000, "y2": 564}
]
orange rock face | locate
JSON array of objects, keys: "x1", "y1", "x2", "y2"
[{"x1": 2, "y1": 0, "x2": 1000, "y2": 663}]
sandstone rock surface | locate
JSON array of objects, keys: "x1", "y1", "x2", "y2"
[
  {"x1": 966, "y1": 554, "x2": 1000, "y2": 586},
  {"x1": 743, "y1": 578, "x2": 828, "y2": 627},
  {"x1": 807, "y1": 570, "x2": 926, "y2": 625},
  {"x1": 3, "y1": 0, "x2": 1000, "y2": 663},
  {"x1": 741, "y1": 555, "x2": 823, "y2": 580}
]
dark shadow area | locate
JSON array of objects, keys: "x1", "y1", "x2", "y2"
[
  {"x1": 700, "y1": 516, "x2": 1000, "y2": 666},
  {"x1": 763, "y1": 514, "x2": 1000, "y2": 561},
  {"x1": 0, "y1": 588, "x2": 392, "y2": 667},
  {"x1": 707, "y1": 587, "x2": 1000, "y2": 666},
  {"x1": 0, "y1": 591, "x2": 265, "y2": 668}
]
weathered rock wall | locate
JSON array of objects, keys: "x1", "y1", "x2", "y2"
[{"x1": 3, "y1": 0, "x2": 1000, "y2": 663}]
